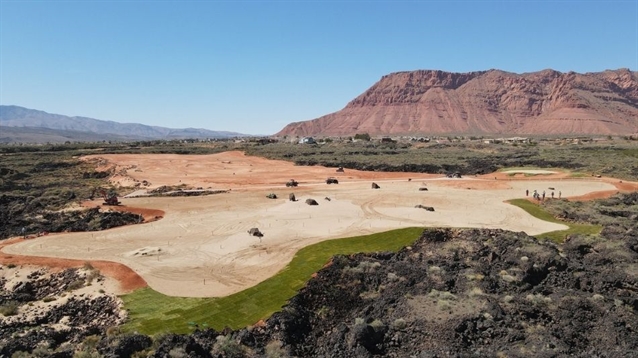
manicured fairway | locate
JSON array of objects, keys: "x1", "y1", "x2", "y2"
[
  {"x1": 507, "y1": 199, "x2": 602, "y2": 243},
  {"x1": 121, "y1": 227, "x2": 424, "y2": 335}
]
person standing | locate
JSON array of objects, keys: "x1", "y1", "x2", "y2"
[
  {"x1": 559, "y1": 191, "x2": 562, "y2": 199},
  {"x1": 526, "y1": 189, "x2": 529, "y2": 197},
  {"x1": 542, "y1": 191, "x2": 546, "y2": 201}
]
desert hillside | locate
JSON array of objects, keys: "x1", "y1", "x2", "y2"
[
  {"x1": 0, "y1": 105, "x2": 245, "y2": 142},
  {"x1": 277, "y1": 68, "x2": 638, "y2": 136}
]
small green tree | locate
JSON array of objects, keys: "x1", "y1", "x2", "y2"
[{"x1": 354, "y1": 133, "x2": 371, "y2": 141}]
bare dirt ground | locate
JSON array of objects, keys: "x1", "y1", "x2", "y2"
[{"x1": 3, "y1": 152, "x2": 635, "y2": 298}]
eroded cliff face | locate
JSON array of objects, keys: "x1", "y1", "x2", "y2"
[{"x1": 277, "y1": 68, "x2": 638, "y2": 136}]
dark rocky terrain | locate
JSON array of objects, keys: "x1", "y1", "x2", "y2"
[
  {"x1": 234, "y1": 227, "x2": 638, "y2": 357},
  {"x1": 1, "y1": 193, "x2": 637, "y2": 357},
  {"x1": 0, "y1": 267, "x2": 125, "y2": 357},
  {"x1": 0, "y1": 200, "x2": 143, "y2": 240},
  {"x1": 278, "y1": 68, "x2": 638, "y2": 136}
]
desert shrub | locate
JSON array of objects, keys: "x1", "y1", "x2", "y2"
[
  {"x1": 73, "y1": 351, "x2": 101, "y2": 358},
  {"x1": 387, "y1": 272, "x2": 400, "y2": 281},
  {"x1": 369, "y1": 319, "x2": 385, "y2": 330},
  {"x1": 66, "y1": 279, "x2": 85, "y2": 291},
  {"x1": 168, "y1": 347, "x2": 187, "y2": 358},
  {"x1": 132, "y1": 350, "x2": 151, "y2": 358},
  {"x1": 106, "y1": 326, "x2": 122, "y2": 337},
  {"x1": 360, "y1": 290, "x2": 380, "y2": 300},
  {"x1": 526, "y1": 293, "x2": 552, "y2": 306},
  {"x1": 392, "y1": 318, "x2": 407, "y2": 330},
  {"x1": 427, "y1": 289, "x2": 457, "y2": 301},
  {"x1": 31, "y1": 345, "x2": 52, "y2": 358},
  {"x1": 265, "y1": 340, "x2": 289, "y2": 358},
  {"x1": 0, "y1": 302, "x2": 19, "y2": 316},
  {"x1": 73, "y1": 335, "x2": 101, "y2": 358},
  {"x1": 211, "y1": 335, "x2": 246, "y2": 358},
  {"x1": 315, "y1": 305, "x2": 329, "y2": 319},
  {"x1": 358, "y1": 260, "x2": 381, "y2": 272},
  {"x1": 86, "y1": 269, "x2": 100, "y2": 284}
]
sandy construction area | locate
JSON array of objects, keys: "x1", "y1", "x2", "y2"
[{"x1": 2, "y1": 151, "x2": 627, "y2": 297}]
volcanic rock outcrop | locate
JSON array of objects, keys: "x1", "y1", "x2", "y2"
[{"x1": 278, "y1": 68, "x2": 638, "y2": 136}]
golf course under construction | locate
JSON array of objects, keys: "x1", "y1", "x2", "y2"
[{"x1": 3, "y1": 151, "x2": 635, "y2": 298}]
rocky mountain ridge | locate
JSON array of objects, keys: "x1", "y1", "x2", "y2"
[
  {"x1": 278, "y1": 68, "x2": 638, "y2": 136},
  {"x1": 0, "y1": 106, "x2": 245, "y2": 142}
]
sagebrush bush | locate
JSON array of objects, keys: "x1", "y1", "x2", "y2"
[{"x1": 0, "y1": 302, "x2": 19, "y2": 316}]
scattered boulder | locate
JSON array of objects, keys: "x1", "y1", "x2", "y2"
[
  {"x1": 305, "y1": 199, "x2": 319, "y2": 206},
  {"x1": 326, "y1": 177, "x2": 339, "y2": 184},
  {"x1": 286, "y1": 179, "x2": 299, "y2": 187},
  {"x1": 336, "y1": 167, "x2": 345, "y2": 172},
  {"x1": 289, "y1": 193, "x2": 296, "y2": 202},
  {"x1": 324, "y1": 197, "x2": 331, "y2": 201},
  {"x1": 247, "y1": 228, "x2": 263, "y2": 237},
  {"x1": 266, "y1": 193, "x2": 278, "y2": 199},
  {"x1": 418, "y1": 187, "x2": 428, "y2": 191},
  {"x1": 415, "y1": 204, "x2": 435, "y2": 211},
  {"x1": 371, "y1": 182, "x2": 380, "y2": 189}
]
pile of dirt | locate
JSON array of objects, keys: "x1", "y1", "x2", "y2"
[
  {"x1": 146, "y1": 185, "x2": 227, "y2": 197},
  {"x1": 155, "y1": 189, "x2": 227, "y2": 197}
]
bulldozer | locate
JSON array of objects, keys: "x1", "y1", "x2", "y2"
[{"x1": 91, "y1": 188, "x2": 121, "y2": 206}]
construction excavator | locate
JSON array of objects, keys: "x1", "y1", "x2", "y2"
[{"x1": 90, "y1": 188, "x2": 121, "y2": 206}]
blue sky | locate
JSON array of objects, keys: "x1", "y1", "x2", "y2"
[{"x1": 1, "y1": 0, "x2": 637, "y2": 135}]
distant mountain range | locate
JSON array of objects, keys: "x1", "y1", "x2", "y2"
[
  {"x1": 277, "y1": 68, "x2": 638, "y2": 136},
  {"x1": 0, "y1": 106, "x2": 246, "y2": 143}
]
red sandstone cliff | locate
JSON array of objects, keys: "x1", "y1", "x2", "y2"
[{"x1": 277, "y1": 69, "x2": 638, "y2": 136}]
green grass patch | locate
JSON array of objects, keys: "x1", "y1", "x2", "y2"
[
  {"x1": 569, "y1": 172, "x2": 588, "y2": 178},
  {"x1": 524, "y1": 173, "x2": 552, "y2": 177},
  {"x1": 498, "y1": 166, "x2": 543, "y2": 172},
  {"x1": 120, "y1": 227, "x2": 424, "y2": 335},
  {"x1": 620, "y1": 148, "x2": 638, "y2": 158},
  {"x1": 507, "y1": 199, "x2": 602, "y2": 243}
]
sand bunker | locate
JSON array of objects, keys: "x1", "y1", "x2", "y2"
[{"x1": 2, "y1": 152, "x2": 625, "y2": 298}]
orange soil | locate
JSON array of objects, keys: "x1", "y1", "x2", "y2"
[
  {"x1": 0, "y1": 202, "x2": 164, "y2": 293},
  {"x1": 0, "y1": 237, "x2": 147, "y2": 293},
  {"x1": 81, "y1": 200, "x2": 165, "y2": 222}
]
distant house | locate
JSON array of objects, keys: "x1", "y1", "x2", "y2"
[
  {"x1": 489, "y1": 137, "x2": 530, "y2": 144},
  {"x1": 505, "y1": 137, "x2": 530, "y2": 144},
  {"x1": 299, "y1": 137, "x2": 316, "y2": 144}
]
